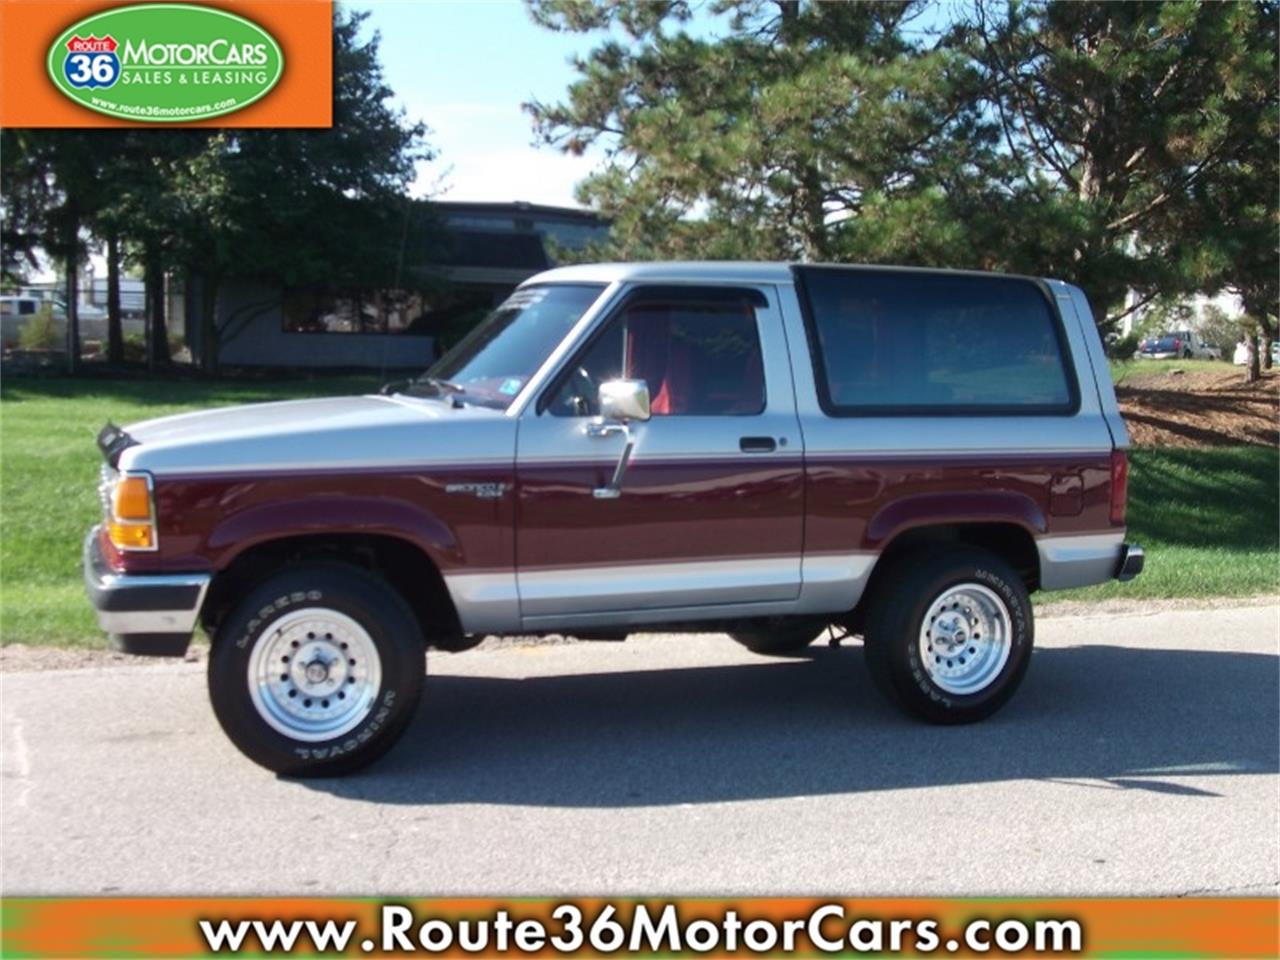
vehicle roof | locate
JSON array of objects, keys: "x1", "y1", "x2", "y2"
[{"x1": 523, "y1": 261, "x2": 1052, "y2": 287}]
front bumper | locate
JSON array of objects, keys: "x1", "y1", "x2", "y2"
[{"x1": 83, "y1": 526, "x2": 211, "y2": 656}]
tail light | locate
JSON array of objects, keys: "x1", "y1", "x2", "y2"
[
  {"x1": 1173, "y1": 338, "x2": 1182, "y2": 352},
  {"x1": 1110, "y1": 450, "x2": 1129, "y2": 526}
]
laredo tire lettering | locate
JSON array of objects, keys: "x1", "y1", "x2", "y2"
[
  {"x1": 208, "y1": 563, "x2": 424, "y2": 776},
  {"x1": 236, "y1": 588, "x2": 327, "y2": 649}
]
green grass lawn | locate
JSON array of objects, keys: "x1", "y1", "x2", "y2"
[
  {"x1": 1, "y1": 375, "x2": 1276, "y2": 647},
  {"x1": 1109, "y1": 356, "x2": 1233, "y2": 385},
  {"x1": 0, "y1": 375, "x2": 381, "y2": 646},
  {"x1": 1038, "y1": 445, "x2": 1278, "y2": 604}
]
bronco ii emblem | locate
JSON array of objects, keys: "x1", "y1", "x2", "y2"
[{"x1": 444, "y1": 482, "x2": 507, "y2": 500}]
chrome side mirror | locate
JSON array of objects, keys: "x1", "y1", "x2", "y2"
[
  {"x1": 585, "y1": 379, "x2": 650, "y2": 499},
  {"x1": 599, "y1": 379, "x2": 651, "y2": 423}
]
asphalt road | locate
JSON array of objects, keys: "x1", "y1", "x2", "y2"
[{"x1": 3, "y1": 605, "x2": 1277, "y2": 897}]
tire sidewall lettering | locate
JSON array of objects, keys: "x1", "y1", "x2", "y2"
[
  {"x1": 235, "y1": 589, "x2": 326, "y2": 650},
  {"x1": 290, "y1": 689, "x2": 396, "y2": 760}
]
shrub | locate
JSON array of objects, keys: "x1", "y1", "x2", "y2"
[
  {"x1": 122, "y1": 332, "x2": 147, "y2": 362},
  {"x1": 1107, "y1": 332, "x2": 1140, "y2": 360},
  {"x1": 17, "y1": 305, "x2": 60, "y2": 350},
  {"x1": 1197, "y1": 304, "x2": 1253, "y2": 356}
]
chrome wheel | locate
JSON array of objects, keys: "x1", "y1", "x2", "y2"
[
  {"x1": 917, "y1": 583, "x2": 1011, "y2": 696},
  {"x1": 247, "y1": 608, "x2": 383, "y2": 742}
]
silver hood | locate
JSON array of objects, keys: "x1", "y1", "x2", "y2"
[{"x1": 110, "y1": 394, "x2": 514, "y2": 476}]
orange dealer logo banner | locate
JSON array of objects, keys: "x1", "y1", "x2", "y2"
[{"x1": 0, "y1": 0, "x2": 333, "y2": 127}]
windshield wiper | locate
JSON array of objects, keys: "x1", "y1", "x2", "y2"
[
  {"x1": 381, "y1": 376, "x2": 466, "y2": 400},
  {"x1": 384, "y1": 376, "x2": 470, "y2": 408},
  {"x1": 420, "y1": 376, "x2": 465, "y2": 396}
]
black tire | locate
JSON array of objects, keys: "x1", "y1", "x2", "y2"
[
  {"x1": 730, "y1": 618, "x2": 827, "y2": 656},
  {"x1": 208, "y1": 563, "x2": 424, "y2": 777},
  {"x1": 863, "y1": 547, "x2": 1032, "y2": 724}
]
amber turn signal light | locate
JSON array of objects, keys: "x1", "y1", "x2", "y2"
[
  {"x1": 107, "y1": 473, "x2": 156, "y2": 551},
  {"x1": 107, "y1": 520, "x2": 154, "y2": 550},
  {"x1": 112, "y1": 475, "x2": 152, "y2": 520}
]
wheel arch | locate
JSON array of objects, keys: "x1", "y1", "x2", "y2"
[
  {"x1": 200, "y1": 531, "x2": 465, "y2": 650},
  {"x1": 846, "y1": 519, "x2": 1041, "y2": 632},
  {"x1": 864, "y1": 491, "x2": 1047, "y2": 549}
]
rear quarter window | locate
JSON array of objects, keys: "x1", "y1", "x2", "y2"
[{"x1": 796, "y1": 267, "x2": 1077, "y2": 416}]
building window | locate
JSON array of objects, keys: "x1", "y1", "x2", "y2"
[
  {"x1": 0, "y1": 299, "x2": 38, "y2": 316},
  {"x1": 283, "y1": 289, "x2": 428, "y2": 335}
]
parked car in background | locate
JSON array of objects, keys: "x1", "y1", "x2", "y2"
[
  {"x1": 1231, "y1": 338, "x2": 1279, "y2": 366},
  {"x1": 1138, "y1": 330, "x2": 1220, "y2": 360}
]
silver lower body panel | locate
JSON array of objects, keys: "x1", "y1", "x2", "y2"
[{"x1": 1036, "y1": 531, "x2": 1127, "y2": 590}]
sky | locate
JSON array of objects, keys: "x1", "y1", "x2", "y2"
[
  {"x1": 352, "y1": 1, "x2": 954, "y2": 210},
  {"x1": 350, "y1": 1, "x2": 615, "y2": 209}
]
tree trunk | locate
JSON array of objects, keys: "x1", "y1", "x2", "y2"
[
  {"x1": 1242, "y1": 292, "x2": 1274, "y2": 372},
  {"x1": 106, "y1": 231, "x2": 122, "y2": 365},
  {"x1": 64, "y1": 203, "x2": 80, "y2": 375},
  {"x1": 1245, "y1": 331, "x2": 1260, "y2": 383},
  {"x1": 144, "y1": 243, "x2": 169, "y2": 371},
  {"x1": 199, "y1": 275, "x2": 220, "y2": 375}
]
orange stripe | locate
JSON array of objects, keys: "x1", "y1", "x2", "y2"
[{"x1": 2, "y1": 897, "x2": 1278, "y2": 958}]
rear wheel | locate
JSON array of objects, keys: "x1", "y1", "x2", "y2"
[
  {"x1": 208, "y1": 563, "x2": 424, "y2": 776},
  {"x1": 730, "y1": 618, "x2": 827, "y2": 656},
  {"x1": 864, "y1": 547, "x2": 1032, "y2": 723}
]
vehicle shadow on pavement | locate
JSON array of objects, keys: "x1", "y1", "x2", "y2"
[{"x1": 301, "y1": 643, "x2": 1279, "y2": 806}]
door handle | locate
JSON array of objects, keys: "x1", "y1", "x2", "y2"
[{"x1": 739, "y1": 436, "x2": 777, "y2": 453}]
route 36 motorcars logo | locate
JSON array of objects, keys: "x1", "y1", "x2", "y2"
[{"x1": 47, "y1": 3, "x2": 283, "y2": 122}]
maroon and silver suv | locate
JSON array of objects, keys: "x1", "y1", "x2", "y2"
[{"x1": 84, "y1": 263, "x2": 1143, "y2": 775}]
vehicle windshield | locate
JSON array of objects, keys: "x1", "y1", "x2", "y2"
[{"x1": 408, "y1": 284, "x2": 605, "y2": 409}]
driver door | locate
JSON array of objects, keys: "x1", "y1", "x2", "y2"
[{"x1": 513, "y1": 284, "x2": 805, "y2": 628}]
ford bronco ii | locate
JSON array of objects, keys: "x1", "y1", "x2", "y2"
[{"x1": 85, "y1": 263, "x2": 1143, "y2": 775}]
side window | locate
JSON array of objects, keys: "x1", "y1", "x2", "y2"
[
  {"x1": 19, "y1": 300, "x2": 37, "y2": 316},
  {"x1": 549, "y1": 295, "x2": 766, "y2": 417},
  {"x1": 798, "y1": 268, "x2": 1075, "y2": 415}
]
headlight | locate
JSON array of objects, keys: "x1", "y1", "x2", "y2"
[{"x1": 106, "y1": 472, "x2": 157, "y2": 551}]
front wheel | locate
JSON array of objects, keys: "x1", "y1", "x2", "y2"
[
  {"x1": 864, "y1": 547, "x2": 1032, "y2": 724},
  {"x1": 208, "y1": 563, "x2": 424, "y2": 776}
]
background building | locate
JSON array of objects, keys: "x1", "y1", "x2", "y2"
[{"x1": 181, "y1": 201, "x2": 608, "y2": 371}]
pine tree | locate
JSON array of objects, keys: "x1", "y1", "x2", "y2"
[{"x1": 526, "y1": 1, "x2": 995, "y2": 265}]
